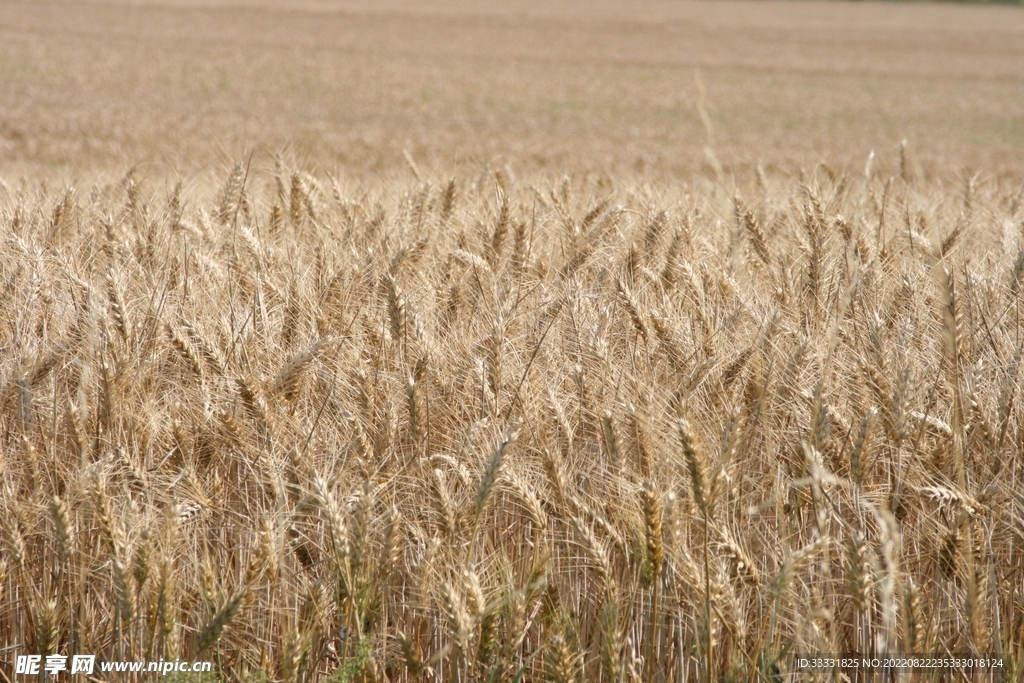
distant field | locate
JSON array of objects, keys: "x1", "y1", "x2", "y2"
[
  {"x1": 1, "y1": 0, "x2": 1023, "y2": 182},
  {"x1": 2, "y1": 2, "x2": 1024, "y2": 683}
]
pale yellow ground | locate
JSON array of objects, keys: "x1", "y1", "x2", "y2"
[{"x1": 2, "y1": 0, "x2": 1023, "y2": 182}]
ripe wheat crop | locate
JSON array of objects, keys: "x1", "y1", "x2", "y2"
[{"x1": 1, "y1": 158, "x2": 1023, "y2": 681}]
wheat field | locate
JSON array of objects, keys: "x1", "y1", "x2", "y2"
[{"x1": 2, "y1": 1, "x2": 1024, "y2": 682}]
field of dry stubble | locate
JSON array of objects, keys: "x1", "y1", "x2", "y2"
[{"x1": 2, "y1": 1, "x2": 1024, "y2": 682}]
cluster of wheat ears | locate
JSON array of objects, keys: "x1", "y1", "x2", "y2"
[{"x1": 1, "y1": 159, "x2": 1022, "y2": 682}]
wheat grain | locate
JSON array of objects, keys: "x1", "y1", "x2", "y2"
[{"x1": 197, "y1": 587, "x2": 248, "y2": 653}]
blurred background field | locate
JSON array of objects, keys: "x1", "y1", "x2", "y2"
[{"x1": 1, "y1": 0, "x2": 1023, "y2": 184}]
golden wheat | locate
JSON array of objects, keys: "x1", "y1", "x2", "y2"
[{"x1": 0, "y1": 159, "x2": 1021, "y2": 682}]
